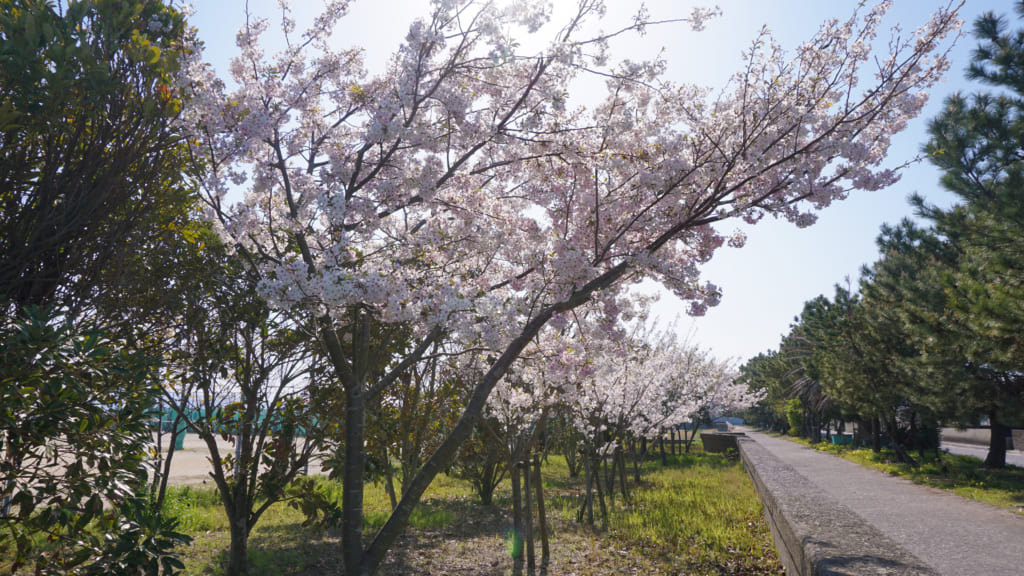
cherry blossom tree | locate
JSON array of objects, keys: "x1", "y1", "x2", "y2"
[
  {"x1": 552, "y1": 316, "x2": 760, "y2": 514},
  {"x1": 560, "y1": 320, "x2": 662, "y2": 521},
  {"x1": 486, "y1": 355, "x2": 555, "y2": 569},
  {"x1": 182, "y1": 1, "x2": 960, "y2": 573},
  {"x1": 677, "y1": 353, "x2": 764, "y2": 451}
]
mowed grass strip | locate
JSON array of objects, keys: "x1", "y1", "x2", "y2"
[
  {"x1": 790, "y1": 436, "x2": 1024, "y2": 514},
  {"x1": 606, "y1": 453, "x2": 783, "y2": 575}
]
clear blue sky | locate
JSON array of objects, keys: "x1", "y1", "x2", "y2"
[{"x1": 190, "y1": 0, "x2": 1014, "y2": 364}]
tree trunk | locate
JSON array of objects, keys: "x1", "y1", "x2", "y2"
[
  {"x1": 617, "y1": 446, "x2": 628, "y2": 502},
  {"x1": 342, "y1": 380, "x2": 367, "y2": 575},
  {"x1": 226, "y1": 514, "x2": 250, "y2": 576},
  {"x1": 888, "y1": 417, "x2": 918, "y2": 467},
  {"x1": 522, "y1": 459, "x2": 534, "y2": 572},
  {"x1": 577, "y1": 448, "x2": 594, "y2": 525},
  {"x1": 361, "y1": 287, "x2": 597, "y2": 575},
  {"x1": 631, "y1": 440, "x2": 641, "y2": 484},
  {"x1": 604, "y1": 450, "x2": 615, "y2": 506},
  {"x1": 658, "y1": 436, "x2": 666, "y2": 465},
  {"x1": 510, "y1": 459, "x2": 524, "y2": 562},
  {"x1": 910, "y1": 414, "x2": 924, "y2": 459},
  {"x1": 871, "y1": 416, "x2": 882, "y2": 453},
  {"x1": 985, "y1": 412, "x2": 1007, "y2": 469},
  {"x1": 564, "y1": 438, "x2": 580, "y2": 478},
  {"x1": 154, "y1": 412, "x2": 183, "y2": 510},
  {"x1": 533, "y1": 455, "x2": 549, "y2": 566},
  {"x1": 593, "y1": 452, "x2": 607, "y2": 522},
  {"x1": 584, "y1": 456, "x2": 593, "y2": 524},
  {"x1": 383, "y1": 445, "x2": 398, "y2": 511},
  {"x1": 684, "y1": 426, "x2": 697, "y2": 454},
  {"x1": 222, "y1": 418, "x2": 256, "y2": 576},
  {"x1": 224, "y1": 477, "x2": 254, "y2": 576}
]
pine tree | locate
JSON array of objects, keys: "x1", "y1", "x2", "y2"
[{"x1": 919, "y1": 2, "x2": 1024, "y2": 467}]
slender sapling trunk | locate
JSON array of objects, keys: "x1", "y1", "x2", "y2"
[{"x1": 533, "y1": 454, "x2": 549, "y2": 566}]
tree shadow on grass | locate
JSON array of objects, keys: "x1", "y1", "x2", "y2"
[
  {"x1": 206, "y1": 522, "x2": 345, "y2": 575},
  {"x1": 376, "y1": 499, "x2": 519, "y2": 576},
  {"x1": 215, "y1": 497, "x2": 518, "y2": 575}
]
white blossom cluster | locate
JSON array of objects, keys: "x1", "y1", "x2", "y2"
[
  {"x1": 179, "y1": 0, "x2": 958, "y2": 408},
  {"x1": 485, "y1": 306, "x2": 763, "y2": 455}
]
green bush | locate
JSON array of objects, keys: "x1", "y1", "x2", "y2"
[
  {"x1": 0, "y1": 306, "x2": 189, "y2": 574},
  {"x1": 785, "y1": 399, "x2": 803, "y2": 436}
]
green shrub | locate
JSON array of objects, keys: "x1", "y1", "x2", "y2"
[{"x1": 785, "y1": 399, "x2": 803, "y2": 436}]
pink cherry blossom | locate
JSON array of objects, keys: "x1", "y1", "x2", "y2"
[{"x1": 178, "y1": 2, "x2": 960, "y2": 573}]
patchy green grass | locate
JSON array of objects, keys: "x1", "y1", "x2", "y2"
[
  {"x1": 180, "y1": 452, "x2": 780, "y2": 574},
  {"x1": 787, "y1": 435, "x2": 1024, "y2": 515},
  {"x1": 605, "y1": 453, "x2": 782, "y2": 575},
  {"x1": 163, "y1": 484, "x2": 227, "y2": 533},
  {"x1": 5, "y1": 448, "x2": 781, "y2": 575},
  {"x1": 167, "y1": 475, "x2": 480, "y2": 575},
  {"x1": 166, "y1": 485, "x2": 332, "y2": 576}
]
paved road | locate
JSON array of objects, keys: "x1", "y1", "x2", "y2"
[
  {"x1": 156, "y1": 433, "x2": 325, "y2": 485},
  {"x1": 745, "y1": 430, "x2": 1024, "y2": 576},
  {"x1": 941, "y1": 440, "x2": 1024, "y2": 467}
]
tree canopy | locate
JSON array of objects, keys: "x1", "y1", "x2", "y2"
[
  {"x1": 0, "y1": 1, "x2": 199, "y2": 572},
  {"x1": 0, "y1": 0, "x2": 196, "y2": 316}
]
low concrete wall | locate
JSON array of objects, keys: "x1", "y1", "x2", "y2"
[
  {"x1": 701, "y1": 432, "x2": 743, "y2": 453},
  {"x1": 737, "y1": 437, "x2": 937, "y2": 576}
]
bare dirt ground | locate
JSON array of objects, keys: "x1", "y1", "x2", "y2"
[{"x1": 155, "y1": 433, "x2": 325, "y2": 485}]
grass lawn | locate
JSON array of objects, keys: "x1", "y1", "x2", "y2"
[
  {"x1": 161, "y1": 448, "x2": 782, "y2": 575},
  {"x1": 787, "y1": 435, "x2": 1024, "y2": 515}
]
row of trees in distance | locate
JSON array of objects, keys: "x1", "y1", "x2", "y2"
[{"x1": 740, "y1": 2, "x2": 1024, "y2": 470}]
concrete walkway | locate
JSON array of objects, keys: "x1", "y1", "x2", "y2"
[{"x1": 744, "y1": 430, "x2": 1024, "y2": 576}]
